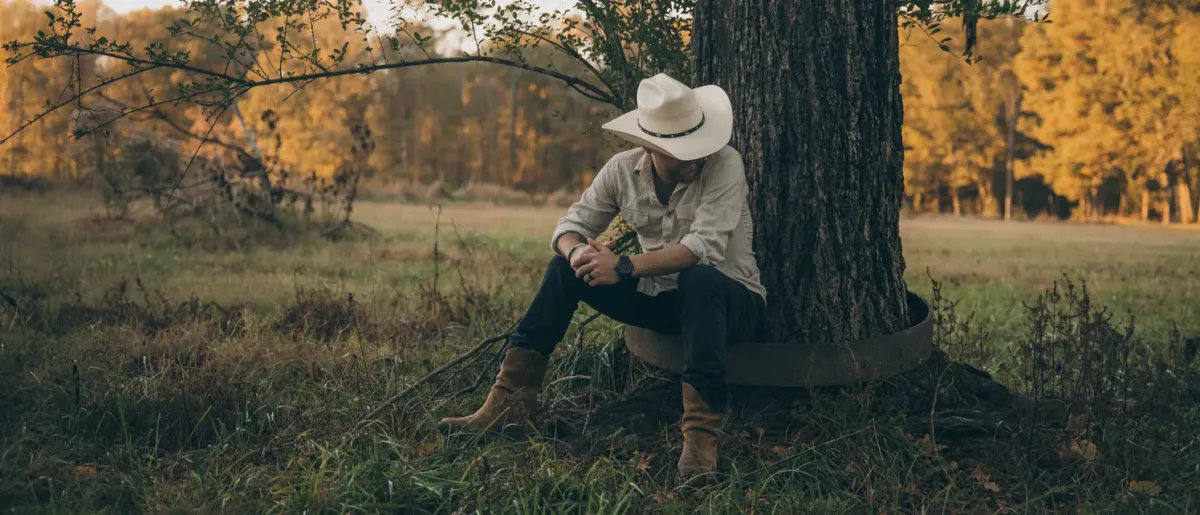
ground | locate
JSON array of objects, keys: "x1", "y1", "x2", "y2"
[{"x1": 2, "y1": 191, "x2": 1198, "y2": 513}]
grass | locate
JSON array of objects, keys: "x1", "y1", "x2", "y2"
[{"x1": 1, "y1": 191, "x2": 1198, "y2": 513}]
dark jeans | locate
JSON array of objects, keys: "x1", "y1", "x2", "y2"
[{"x1": 509, "y1": 255, "x2": 767, "y2": 412}]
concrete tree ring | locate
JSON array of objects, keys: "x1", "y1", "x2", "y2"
[{"x1": 623, "y1": 290, "x2": 935, "y2": 387}]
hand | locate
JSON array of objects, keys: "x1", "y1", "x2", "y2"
[
  {"x1": 570, "y1": 239, "x2": 616, "y2": 271},
  {"x1": 575, "y1": 238, "x2": 619, "y2": 286}
]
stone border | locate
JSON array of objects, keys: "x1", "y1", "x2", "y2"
[{"x1": 623, "y1": 291, "x2": 935, "y2": 387}]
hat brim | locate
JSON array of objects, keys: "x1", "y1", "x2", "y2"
[{"x1": 600, "y1": 85, "x2": 733, "y2": 162}]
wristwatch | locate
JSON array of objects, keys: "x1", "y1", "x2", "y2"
[{"x1": 615, "y1": 255, "x2": 634, "y2": 280}]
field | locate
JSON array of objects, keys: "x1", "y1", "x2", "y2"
[{"x1": 2, "y1": 191, "x2": 1199, "y2": 513}]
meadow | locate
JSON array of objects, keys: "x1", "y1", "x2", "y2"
[{"x1": 2, "y1": 190, "x2": 1198, "y2": 513}]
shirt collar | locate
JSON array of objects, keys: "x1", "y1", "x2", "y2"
[{"x1": 633, "y1": 148, "x2": 651, "y2": 175}]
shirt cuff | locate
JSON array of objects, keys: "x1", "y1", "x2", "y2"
[
  {"x1": 680, "y1": 233, "x2": 712, "y2": 265},
  {"x1": 550, "y1": 221, "x2": 597, "y2": 254}
]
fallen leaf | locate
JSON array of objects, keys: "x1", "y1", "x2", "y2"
[
  {"x1": 971, "y1": 464, "x2": 1001, "y2": 492},
  {"x1": 970, "y1": 465, "x2": 989, "y2": 483},
  {"x1": 415, "y1": 442, "x2": 437, "y2": 456},
  {"x1": 74, "y1": 464, "x2": 97, "y2": 476},
  {"x1": 917, "y1": 434, "x2": 947, "y2": 457},
  {"x1": 771, "y1": 445, "x2": 790, "y2": 457},
  {"x1": 1128, "y1": 481, "x2": 1161, "y2": 495},
  {"x1": 1063, "y1": 439, "x2": 1097, "y2": 461}
]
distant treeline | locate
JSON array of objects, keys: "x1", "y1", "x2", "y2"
[{"x1": 2, "y1": 0, "x2": 1198, "y2": 222}]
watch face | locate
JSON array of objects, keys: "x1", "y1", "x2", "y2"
[{"x1": 617, "y1": 256, "x2": 633, "y2": 276}]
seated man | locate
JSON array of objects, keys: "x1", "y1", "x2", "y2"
[{"x1": 439, "y1": 73, "x2": 767, "y2": 481}]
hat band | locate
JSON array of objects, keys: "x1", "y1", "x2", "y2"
[{"x1": 638, "y1": 111, "x2": 705, "y2": 139}]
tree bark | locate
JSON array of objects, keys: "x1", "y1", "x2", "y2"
[
  {"x1": 952, "y1": 190, "x2": 962, "y2": 216},
  {"x1": 693, "y1": 0, "x2": 909, "y2": 343},
  {"x1": 1176, "y1": 177, "x2": 1193, "y2": 224},
  {"x1": 1142, "y1": 189, "x2": 1151, "y2": 222}
]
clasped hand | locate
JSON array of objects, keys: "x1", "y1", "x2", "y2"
[{"x1": 571, "y1": 238, "x2": 619, "y2": 286}]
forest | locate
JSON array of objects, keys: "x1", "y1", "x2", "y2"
[{"x1": 2, "y1": 0, "x2": 1197, "y2": 223}]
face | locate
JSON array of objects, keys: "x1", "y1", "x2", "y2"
[{"x1": 648, "y1": 149, "x2": 705, "y2": 183}]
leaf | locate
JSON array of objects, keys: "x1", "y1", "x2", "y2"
[
  {"x1": 1128, "y1": 481, "x2": 1161, "y2": 495},
  {"x1": 916, "y1": 434, "x2": 947, "y2": 457},
  {"x1": 74, "y1": 464, "x2": 97, "y2": 476},
  {"x1": 415, "y1": 442, "x2": 437, "y2": 456},
  {"x1": 1061, "y1": 439, "x2": 1098, "y2": 461},
  {"x1": 970, "y1": 464, "x2": 1001, "y2": 491}
]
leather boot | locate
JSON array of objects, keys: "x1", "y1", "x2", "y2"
[
  {"x1": 438, "y1": 346, "x2": 549, "y2": 432},
  {"x1": 677, "y1": 382, "x2": 721, "y2": 481}
]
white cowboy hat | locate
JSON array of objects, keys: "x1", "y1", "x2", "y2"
[{"x1": 601, "y1": 73, "x2": 733, "y2": 161}]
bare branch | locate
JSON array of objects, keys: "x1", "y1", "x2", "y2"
[
  {"x1": 9, "y1": 42, "x2": 247, "y2": 85},
  {"x1": 0, "y1": 65, "x2": 160, "y2": 145}
]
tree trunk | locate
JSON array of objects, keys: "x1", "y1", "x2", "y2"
[
  {"x1": 1141, "y1": 189, "x2": 1151, "y2": 222},
  {"x1": 1177, "y1": 176, "x2": 1194, "y2": 224},
  {"x1": 914, "y1": 191, "x2": 923, "y2": 213},
  {"x1": 952, "y1": 191, "x2": 962, "y2": 216},
  {"x1": 693, "y1": 0, "x2": 909, "y2": 343}
]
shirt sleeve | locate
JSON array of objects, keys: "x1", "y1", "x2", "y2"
[
  {"x1": 680, "y1": 152, "x2": 748, "y2": 266},
  {"x1": 550, "y1": 157, "x2": 621, "y2": 254}
]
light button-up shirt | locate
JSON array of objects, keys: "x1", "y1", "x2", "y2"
[{"x1": 550, "y1": 145, "x2": 766, "y2": 301}]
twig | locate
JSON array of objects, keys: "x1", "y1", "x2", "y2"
[
  {"x1": 547, "y1": 375, "x2": 592, "y2": 388},
  {"x1": 363, "y1": 324, "x2": 517, "y2": 420},
  {"x1": 456, "y1": 340, "x2": 509, "y2": 396},
  {"x1": 574, "y1": 312, "x2": 602, "y2": 348}
]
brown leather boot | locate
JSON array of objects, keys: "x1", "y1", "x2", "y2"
[
  {"x1": 438, "y1": 346, "x2": 549, "y2": 433},
  {"x1": 677, "y1": 382, "x2": 721, "y2": 481}
]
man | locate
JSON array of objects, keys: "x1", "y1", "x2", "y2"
[{"x1": 439, "y1": 73, "x2": 767, "y2": 481}]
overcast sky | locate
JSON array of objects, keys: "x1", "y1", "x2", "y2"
[{"x1": 97, "y1": 0, "x2": 574, "y2": 32}]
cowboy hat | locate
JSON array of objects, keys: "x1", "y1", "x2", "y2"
[{"x1": 601, "y1": 73, "x2": 733, "y2": 162}]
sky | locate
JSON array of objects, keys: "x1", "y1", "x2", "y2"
[{"x1": 96, "y1": 0, "x2": 575, "y2": 36}]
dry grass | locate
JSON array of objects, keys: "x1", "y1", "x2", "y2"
[{"x1": 2, "y1": 192, "x2": 1198, "y2": 513}]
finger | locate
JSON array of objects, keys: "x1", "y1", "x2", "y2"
[
  {"x1": 604, "y1": 240, "x2": 617, "y2": 249},
  {"x1": 575, "y1": 261, "x2": 597, "y2": 279},
  {"x1": 574, "y1": 251, "x2": 597, "y2": 267},
  {"x1": 589, "y1": 239, "x2": 608, "y2": 252}
]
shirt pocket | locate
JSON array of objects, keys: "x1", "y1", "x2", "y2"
[{"x1": 620, "y1": 208, "x2": 650, "y2": 230}]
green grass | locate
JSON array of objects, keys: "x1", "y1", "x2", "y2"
[{"x1": 1, "y1": 193, "x2": 1198, "y2": 513}]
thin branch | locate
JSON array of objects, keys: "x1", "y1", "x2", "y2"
[
  {"x1": 148, "y1": 108, "x2": 256, "y2": 160},
  {"x1": 17, "y1": 49, "x2": 619, "y2": 114},
  {"x1": 364, "y1": 325, "x2": 518, "y2": 421},
  {"x1": 163, "y1": 98, "x2": 236, "y2": 207},
  {"x1": 11, "y1": 42, "x2": 247, "y2": 84},
  {"x1": 74, "y1": 85, "x2": 228, "y2": 140},
  {"x1": 0, "y1": 65, "x2": 159, "y2": 145},
  {"x1": 512, "y1": 27, "x2": 608, "y2": 85},
  {"x1": 250, "y1": 55, "x2": 614, "y2": 104}
]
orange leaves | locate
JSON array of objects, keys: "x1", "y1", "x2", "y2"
[{"x1": 1127, "y1": 480, "x2": 1161, "y2": 496}]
